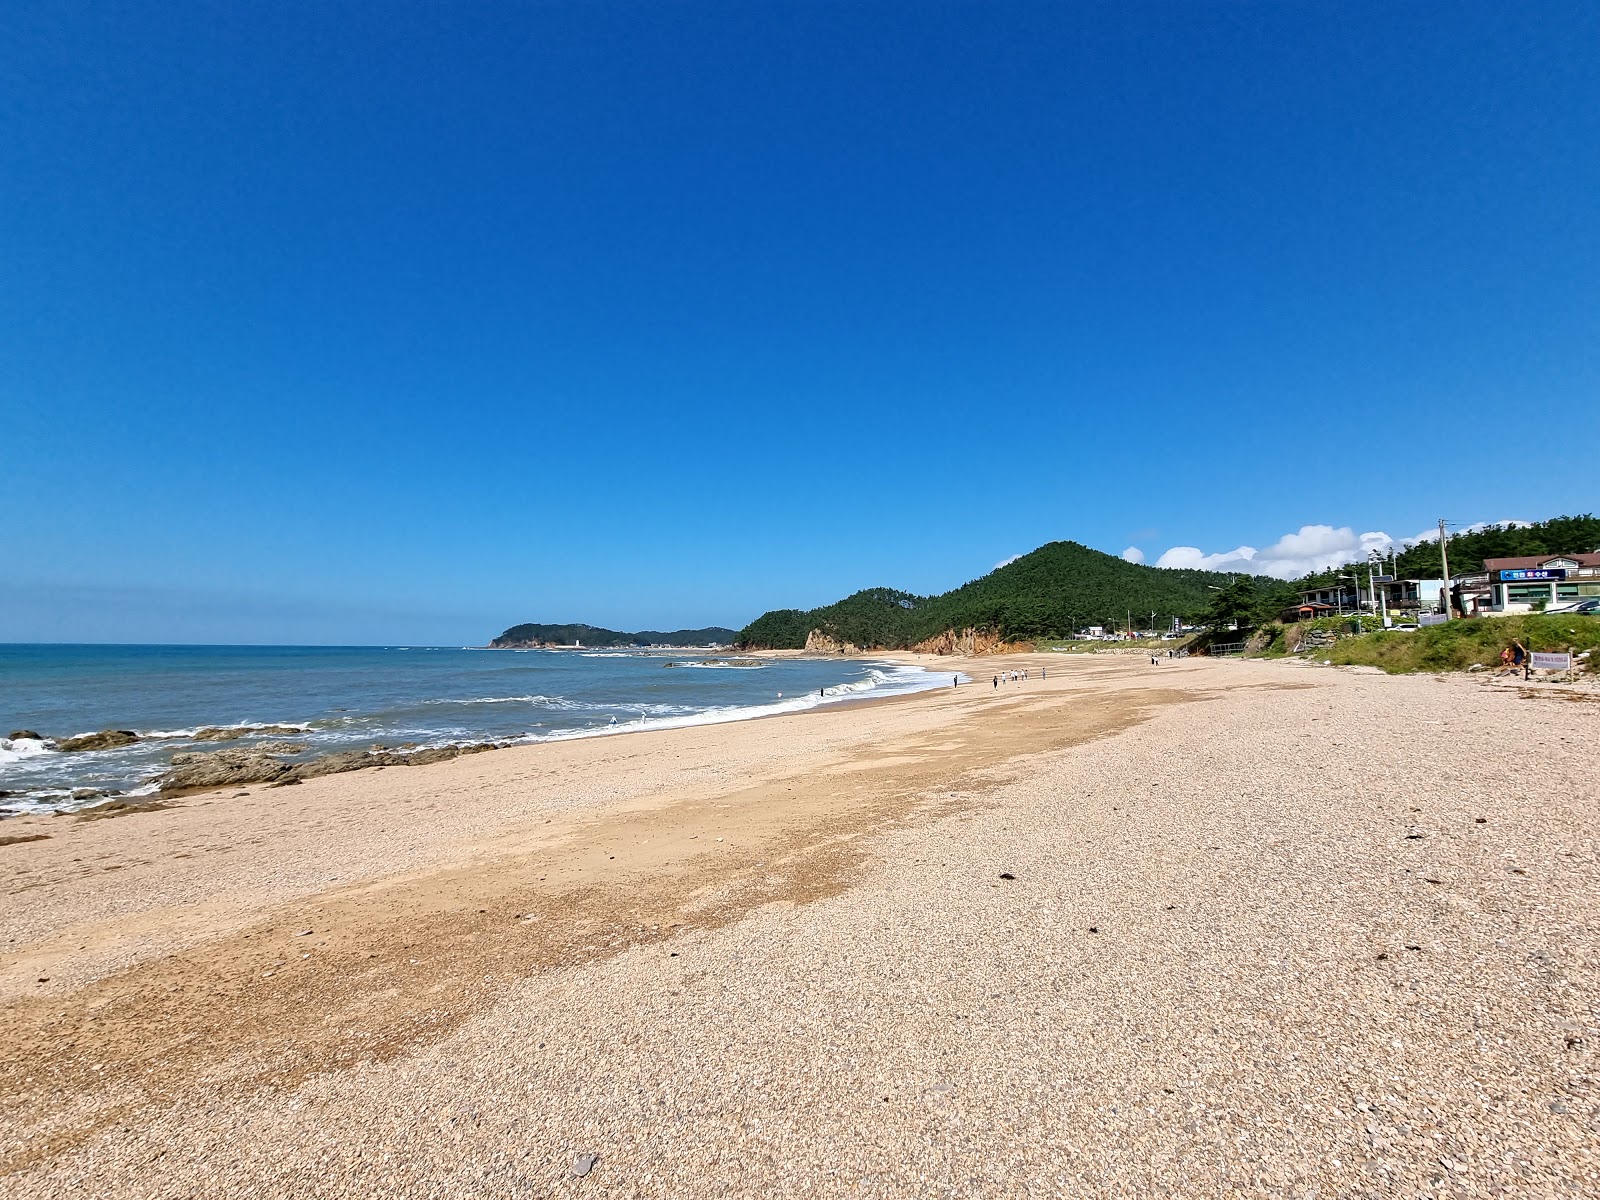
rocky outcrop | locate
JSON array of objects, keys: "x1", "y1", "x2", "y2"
[
  {"x1": 161, "y1": 748, "x2": 295, "y2": 791},
  {"x1": 158, "y1": 741, "x2": 503, "y2": 795},
  {"x1": 803, "y1": 630, "x2": 863, "y2": 655},
  {"x1": 909, "y1": 628, "x2": 1031, "y2": 657},
  {"x1": 192, "y1": 725, "x2": 308, "y2": 742},
  {"x1": 56, "y1": 730, "x2": 139, "y2": 752},
  {"x1": 7, "y1": 730, "x2": 42, "y2": 741}
]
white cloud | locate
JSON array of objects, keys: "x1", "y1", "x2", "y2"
[
  {"x1": 1152, "y1": 519, "x2": 1531, "y2": 580},
  {"x1": 994, "y1": 553, "x2": 1022, "y2": 570},
  {"x1": 1121, "y1": 546, "x2": 1145, "y2": 564}
]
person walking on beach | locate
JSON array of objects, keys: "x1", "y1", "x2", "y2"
[
  {"x1": 993, "y1": 675, "x2": 998, "y2": 690},
  {"x1": 952, "y1": 676, "x2": 958, "y2": 688},
  {"x1": 1511, "y1": 638, "x2": 1529, "y2": 680}
]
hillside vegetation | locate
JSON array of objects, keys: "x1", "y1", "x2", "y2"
[
  {"x1": 491, "y1": 623, "x2": 735, "y2": 648},
  {"x1": 737, "y1": 542, "x2": 1232, "y2": 650},
  {"x1": 1314, "y1": 613, "x2": 1600, "y2": 674}
]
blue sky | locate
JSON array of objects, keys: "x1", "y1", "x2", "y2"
[{"x1": 4, "y1": 1, "x2": 1597, "y2": 644}]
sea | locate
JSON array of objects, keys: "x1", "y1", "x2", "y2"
[{"x1": 0, "y1": 644, "x2": 959, "y2": 817}]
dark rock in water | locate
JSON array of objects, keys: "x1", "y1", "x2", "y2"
[
  {"x1": 252, "y1": 741, "x2": 309, "y2": 755},
  {"x1": 71, "y1": 788, "x2": 114, "y2": 801},
  {"x1": 192, "y1": 725, "x2": 308, "y2": 742},
  {"x1": 8, "y1": 730, "x2": 43, "y2": 741},
  {"x1": 159, "y1": 748, "x2": 293, "y2": 791},
  {"x1": 56, "y1": 730, "x2": 139, "y2": 752}
]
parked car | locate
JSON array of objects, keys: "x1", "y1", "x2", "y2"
[
  {"x1": 1544, "y1": 598, "x2": 1600, "y2": 616},
  {"x1": 1390, "y1": 622, "x2": 1420, "y2": 631}
]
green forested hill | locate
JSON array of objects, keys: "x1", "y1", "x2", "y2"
[
  {"x1": 491, "y1": 623, "x2": 735, "y2": 648},
  {"x1": 1394, "y1": 514, "x2": 1599, "y2": 576},
  {"x1": 736, "y1": 542, "x2": 1233, "y2": 649}
]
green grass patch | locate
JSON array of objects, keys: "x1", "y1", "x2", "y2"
[{"x1": 1314, "y1": 615, "x2": 1600, "y2": 674}]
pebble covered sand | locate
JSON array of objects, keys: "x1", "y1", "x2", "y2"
[{"x1": 3, "y1": 655, "x2": 1598, "y2": 1197}]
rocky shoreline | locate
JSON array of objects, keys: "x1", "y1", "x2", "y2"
[
  {"x1": 156, "y1": 740, "x2": 506, "y2": 796},
  {"x1": 3, "y1": 727, "x2": 512, "y2": 818}
]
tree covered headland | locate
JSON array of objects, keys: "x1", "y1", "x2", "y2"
[
  {"x1": 736, "y1": 541, "x2": 1235, "y2": 649},
  {"x1": 737, "y1": 516, "x2": 1600, "y2": 650},
  {"x1": 491, "y1": 623, "x2": 735, "y2": 648}
]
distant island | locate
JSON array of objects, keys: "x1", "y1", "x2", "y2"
[{"x1": 490, "y1": 623, "x2": 736, "y2": 649}]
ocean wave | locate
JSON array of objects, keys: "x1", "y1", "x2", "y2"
[
  {"x1": 0, "y1": 737, "x2": 52, "y2": 765},
  {"x1": 423, "y1": 694, "x2": 586, "y2": 709},
  {"x1": 514, "y1": 661, "x2": 955, "y2": 744},
  {"x1": 578, "y1": 652, "x2": 637, "y2": 658},
  {"x1": 139, "y1": 722, "x2": 308, "y2": 740},
  {"x1": 664, "y1": 660, "x2": 766, "y2": 670}
]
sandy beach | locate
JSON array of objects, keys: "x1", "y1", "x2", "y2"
[{"x1": 3, "y1": 652, "x2": 1598, "y2": 1197}]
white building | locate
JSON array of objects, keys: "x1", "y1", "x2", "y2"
[{"x1": 1482, "y1": 553, "x2": 1600, "y2": 614}]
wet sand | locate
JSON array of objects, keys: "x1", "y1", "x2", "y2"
[{"x1": 3, "y1": 653, "x2": 1597, "y2": 1196}]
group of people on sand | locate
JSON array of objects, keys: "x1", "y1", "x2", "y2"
[{"x1": 991, "y1": 668, "x2": 1031, "y2": 689}]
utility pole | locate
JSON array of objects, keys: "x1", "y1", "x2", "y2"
[{"x1": 1438, "y1": 518, "x2": 1452, "y2": 620}]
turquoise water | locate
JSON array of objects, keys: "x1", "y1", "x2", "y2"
[{"x1": 0, "y1": 644, "x2": 957, "y2": 814}]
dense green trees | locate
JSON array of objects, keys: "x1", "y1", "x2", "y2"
[
  {"x1": 736, "y1": 542, "x2": 1233, "y2": 649},
  {"x1": 1391, "y1": 514, "x2": 1600, "y2": 577}
]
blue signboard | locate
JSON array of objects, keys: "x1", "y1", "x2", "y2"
[{"x1": 1495, "y1": 568, "x2": 1566, "y2": 582}]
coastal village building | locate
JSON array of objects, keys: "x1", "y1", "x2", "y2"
[
  {"x1": 1480, "y1": 553, "x2": 1600, "y2": 613},
  {"x1": 1296, "y1": 582, "x2": 1363, "y2": 613},
  {"x1": 1377, "y1": 578, "x2": 1446, "y2": 614},
  {"x1": 1450, "y1": 570, "x2": 1493, "y2": 617},
  {"x1": 1288, "y1": 578, "x2": 1446, "y2": 624}
]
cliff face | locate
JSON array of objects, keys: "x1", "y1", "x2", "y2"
[
  {"x1": 802, "y1": 626, "x2": 1030, "y2": 656},
  {"x1": 908, "y1": 627, "x2": 1030, "y2": 657},
  {"x1": 803, "y1": 629, "x2": 861, "y2": 655}
]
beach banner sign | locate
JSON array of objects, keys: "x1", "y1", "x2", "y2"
[{"x1": 1530, "y1": 651, "x2": 1572, "y2": 671}]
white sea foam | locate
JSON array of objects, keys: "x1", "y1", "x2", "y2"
[
  {"x1": 519, "y1": 661, "x2": 957, "y2": 745},
  {"x1": 0, "y1": 737, "x2": 52, "y2": 765},
  {"x1": 665, "y1": 660, "x2": 766, "y2": 670},
  {"x1": 136, "y1": 722, "x2": 312, "y2": 740},
  {"x1": 425, "y1": 694, "x2": 587, "y2": 709}
]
